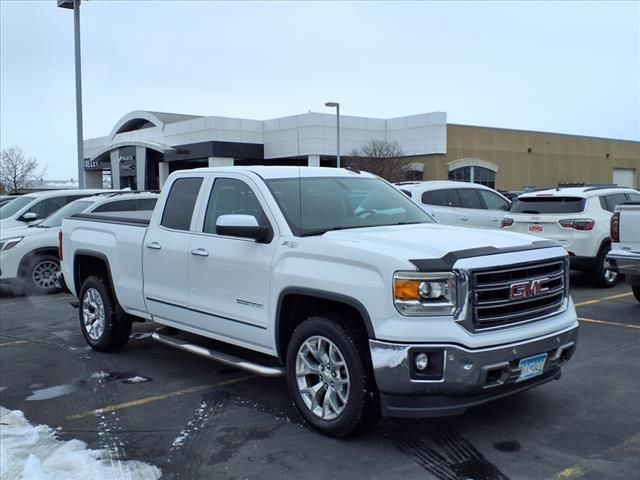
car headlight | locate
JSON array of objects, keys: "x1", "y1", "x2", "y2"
[
  {"x1": 0, "y1": 237, "x2": 24, "y2": 251},
  {"x1": 393, "y1": 272, "x2": 457, "y2": 316}
]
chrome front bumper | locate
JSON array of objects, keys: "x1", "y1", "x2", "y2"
[{"x1": 369, "y1": 323, "x2": 579, "y2": 417}]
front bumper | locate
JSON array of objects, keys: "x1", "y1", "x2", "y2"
[
  {"x1": 370, "y1": 323, "x2": 579, "y2": 417},
  {"x1": 607, "y1": 249, "x2": 640, "y2": 283}
]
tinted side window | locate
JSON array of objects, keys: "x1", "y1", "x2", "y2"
[
  {"x1": 161, "y1": 177, "x2": 203, "y2": 230},
  {"x1": 626, "y1": 192, "x2": 640, "y2": 202},
  {"x1": 422, "y1": 189, "x2": 458, "y2": 207},
  {"x1": 457, "y1": 189, "x2": 483, "y2": 209},
  {"x1": 26, "y1": 197, "x2": 66, "y2": 218},
  {"x1": 93, "y1": 198, "x2": 157, "y2": 213},
  {"x1": 602, "y1": 193, "x2": 628, "y2": 212},
  {"x1": 203, "y1": 178, "x2": 269, "y2": 234},
  {"x1": 478, "y1": 190, "x2": 510, "y2": 211}
]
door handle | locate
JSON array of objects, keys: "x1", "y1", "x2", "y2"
[
  {"x1": 460, "y1": 217, "x2": 469, "y2": 222},
  {"x1": 190, "y1": 248, "x2": 209, "y2": 257},
  {"x1": 145, "y1": 242, "x2": 162, "y2": 250}
]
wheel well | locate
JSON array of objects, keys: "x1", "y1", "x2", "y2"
[
  {"x1": 18, "y1": 248, "x2": 59, "y2": 276},
  {"x1": 276, "y1": 292, "x2": 372, "y2": 362},
  {"x1": 74, "y1": 253, "x2": 112, "y2": 296}
]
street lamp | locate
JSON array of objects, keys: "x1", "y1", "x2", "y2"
[
  {"x1": 325, "y1": 101, "x2": 340, "y2": 168},
  {"x1": 58, "y1": 0, "x2": 85, "y2": 188}
]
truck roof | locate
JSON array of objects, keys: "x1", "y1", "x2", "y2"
[{"x1": 187, "y1": 166, "x2": 376, "y2": 180}]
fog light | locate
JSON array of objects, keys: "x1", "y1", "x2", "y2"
[{"x1": 415, "y1": 353, "x2": 429, "y2": 371}]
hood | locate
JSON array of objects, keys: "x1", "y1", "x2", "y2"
[
  {"x1": 0, "y1": 224, "x2": 51, "y2": 239},
  {"x1": 319, "y1": 223, "x2": 555, "y2": 261}
]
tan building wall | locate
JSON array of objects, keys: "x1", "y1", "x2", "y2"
[{"x1": 408, "y1": 124, "x2": 640, "y2": 190}]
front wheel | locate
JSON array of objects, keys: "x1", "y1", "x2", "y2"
[
  {"x1": 22, "y1": 254, "x2": 62, "y2": 295},
  {"x1": 633, "y1": 286, "x2": 640, "y2": 303},
  {"x1": 79, "y1": 276, "x2": 131, "y2": 352},
  {"x1": 594, "y1": 244, "x2": 618, "y2": 288},
  {"x1": 285, "y1": 315, "x2": 379, "y2": 438}
]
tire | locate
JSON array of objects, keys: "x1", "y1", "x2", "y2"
[
  {"x1": 285, "y1": 315, "x2": 379, "y2": 438},
  {"x1": 633, "y1": 286, "x2": 640, "y2": 303},
  {"x1": 79, "y1": 275, "x2": 132, "y2": 352},
  {"x1": 21, "y1": 254, "x2": 62, "y2": 295},
  {"x1": 594, "y1": 244, "x2": 618, "y2": 288}
]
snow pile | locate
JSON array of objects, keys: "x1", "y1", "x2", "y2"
[{"x1": 0, "y1": 407, "x2": 161, "y2": 480}]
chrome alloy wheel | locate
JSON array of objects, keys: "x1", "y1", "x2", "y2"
[
  {"x1": 295, "y1": 335, "x2": 350, "y2": 421},
  {"x1": 32, "y1": 260, "x2": 60, "y2": 290},
  {"x1": 82, "y1": 288, "x2": 106, "y2": 341}
]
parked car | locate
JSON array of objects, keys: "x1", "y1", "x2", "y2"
[
  {"x1": 61, "y1": 167, "x2": 578, "y2": 437},
  {"x1": 396, "y1": 181, "x2": 511, "y2": 229},
  {"x1": 0, "y1": 192, "x2": 158, "y2": 294},
  {"x1": 0, "y1": 195, "x2": 19, "y2": 207},
  {"x1": 501, "y1": 185, "x2": 640, "y2": 287},
  {"x1": 607, "y1": 202, "x2": 640, "y2": 302},
  {"x1": 0, "y1": 189, "x2": 114, "y2": 231}
]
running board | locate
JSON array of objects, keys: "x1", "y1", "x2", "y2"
[{"x1": 151, "y1": 331, "x2": 284, "y2": 377}]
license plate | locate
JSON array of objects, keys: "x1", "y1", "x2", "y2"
[
  {"x1": 528, "y1": 224, "x2": 544, "y2": 233},
  {"x1": 517, "y1": 353, "x2": 547, "y2": 382}
]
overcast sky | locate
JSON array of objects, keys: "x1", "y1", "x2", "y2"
[{"x1": 1, "y1": 0, "x2": 639, "y2": 180}]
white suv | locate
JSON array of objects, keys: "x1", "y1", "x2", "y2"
[
  {"x1": 501, "y1": 185, "x2": 640, "y2": 287},
  {"x1": 0, "y1": 192, "x2": 158, "y2": 294},
  {"x1": 396, "y1": 181, "x2": 511, "y2": 229}
]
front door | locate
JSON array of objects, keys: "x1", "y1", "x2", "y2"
[{"x1": 188, "y1": 176, "x2": 276, "y2": 350}]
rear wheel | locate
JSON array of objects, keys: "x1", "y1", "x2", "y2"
[
  {"x1": 285, "y1": 315, "x2": 379, "y2": 438},
  {"x1": 22, "y1": 254, "x2": 62, "y2": 295},
  {"x1": 594, "y1": 244, "x2": 618, "y2": 288},
  {"x1": 633, "y1": 286, "x2": 640, "y2": 303},
  {"x1": 79, "y1": 275, "x2": 131, "y2": 352}
]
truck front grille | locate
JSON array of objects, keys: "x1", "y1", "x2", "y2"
[{"x1": 471, "y1": 259, "x2": 566, "y2": 330}]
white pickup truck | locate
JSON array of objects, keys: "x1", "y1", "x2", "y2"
[
  {"x1": 607, "y1": 202, "x2": 640, "y2": 302},
  {"x1": 61, "y1": 167, "x2": 578, "y2": 437}
]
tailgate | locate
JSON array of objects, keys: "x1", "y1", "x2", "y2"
[{"x1": 509, "y1": 214, "x2": 573, "y2": 246}]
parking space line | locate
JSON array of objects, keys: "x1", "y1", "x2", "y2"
[
  {"x1": 574, "y1": 292, "x2": 632, "y2": 307},
  {"x1": 66, "y1": 374, "x2": 255, "y2": 420},
  {"x1": 0, "y1": 340, "x2": 29, "y2": 347},
  {"x1": 578, "y1": 317, "x2": 640, "y2": 330}
]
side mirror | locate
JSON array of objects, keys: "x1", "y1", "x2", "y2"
[
  {"x1": 19, "y1": 212, "x2": 38, "y2": 222},
  {"x1": 216, "y1": 214, "x2": 272, "y2": 243}
]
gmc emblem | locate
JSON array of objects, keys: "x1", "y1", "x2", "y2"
[{"x1": 510, "y1": 277, "x2": 550, "y2": 300}]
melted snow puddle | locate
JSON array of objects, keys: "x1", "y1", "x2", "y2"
[{"x1": 0, "y1": 406, "x2": 161, "y2": 479}]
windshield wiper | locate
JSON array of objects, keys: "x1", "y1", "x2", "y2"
[
  {"x1": 301, "y1": 226, "x2": 351, "y2": 237},
  {"x1": 520, "y1": 210, "x2": 540, "y2": 214}
]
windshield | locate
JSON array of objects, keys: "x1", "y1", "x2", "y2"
[
  {"x1": 41, "y1": 200, "x2": 94, "y2": 227},
  {"x1": 266, "y1": 176, "x2": 434, "y2": 236},
  {"x1": 511, "y1": 196, "x2": 586, "y2": 214},
  {"x1": 0, "y1": 196, "x2": 35, "y2": 219}
]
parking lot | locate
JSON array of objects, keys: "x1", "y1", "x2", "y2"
[{"x1": 1, "y1": 273, "x2": 638, "y2": 480}]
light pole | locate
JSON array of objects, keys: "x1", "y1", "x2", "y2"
[
  {"x1": 325, "y1": 102, "x2": 340, "y2": 168},
  {"x1": 58, "y1": 0, "x2": 85, "y2": 188}
]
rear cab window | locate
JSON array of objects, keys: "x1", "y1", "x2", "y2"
[
  {"x1": 161, "y1": 177, "x2": 204, "y2": 230},
  {"x1": 511, "y1": 196, "x2": 586, "y2": 214}
]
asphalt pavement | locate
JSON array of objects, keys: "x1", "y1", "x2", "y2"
[{"x1": 1, "y1": 272, "x2": 639, "y2": 480}]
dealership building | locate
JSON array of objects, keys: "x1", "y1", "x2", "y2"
[{"x1": 82, "y1": 110, "x2": 640, "y2": 191}]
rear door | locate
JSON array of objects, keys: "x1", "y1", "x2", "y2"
[
  {"x1": 455, "y1": 188, "x2": 490, "y2": 228},
  {"x1": 419, "y1": 188, "x2": 459, "y2": 225},
  {"x1": 143, "y1": 176, "x2": 206, "y2": 325},
  {"x1": 187, "y1": 175, "x2": 276, "y2": 349}
]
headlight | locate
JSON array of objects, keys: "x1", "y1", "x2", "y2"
[
  {"x1": 0, "y1": 237, "x2": 24, "y2": 251},
  {"x1": 393, "y1": 272, "x2": 457, "y2": 316}
]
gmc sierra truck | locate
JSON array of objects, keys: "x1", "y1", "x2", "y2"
[
  {"x1": 607, "y1": 202, "x2": 640, "y2": 302},
  {"x1": 60, "y1": 167, "x2": 578, "y2": 437}
]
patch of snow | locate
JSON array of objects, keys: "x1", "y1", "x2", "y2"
[
  {"x1": 26, "y1": 384, "x2": 78, "y2": 401},
  {"x1": 0, "y1": 407, "x2": 161, "y2": 480},
  {"x1": 91, "y1": 371, "x2": 110, "y2": 380},
  {"x1": 124, "y1": 376, "x2": 150, "y2": 384}
]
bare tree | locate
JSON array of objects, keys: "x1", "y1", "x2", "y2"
[
  {"x1": 0, "y1": 146, "x2": 45, "y2": 193},
  {"x1": 348, "y1": 139, "x2": 412, "y2": 183}
]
